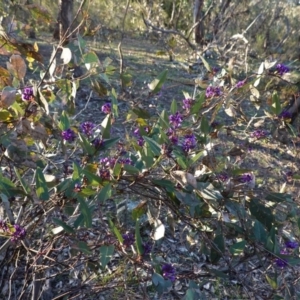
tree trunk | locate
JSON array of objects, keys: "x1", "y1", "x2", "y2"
[
  {"x1": 193, "y1": 0, "x2": 204, "y2": 44},
  {"x1": 53, "y1": 0, "x2": 73, "y2": 42}
]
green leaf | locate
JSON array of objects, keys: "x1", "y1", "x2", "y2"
[
  {"x1": 99, "y1": 245, "x2": 114, "y2": 269},
  {"x1": 230, "y1": 240, "x2": 246, "y2": 256},
  {"x1": 97, "y1": 184, "x2": 112, "y2": 203},
  {"x1": 113, "y1": 163, "x2": 122, "y2": 177},
  {"x1": 78, "y1": 132, "x2": 94, "y2": 155},
  {"x1": 135, "y1": 221, "x2": 143, "y2": 255},
  {"x1": 108, "y1": 218, "x2": 123, "y2": 243},
  {"x1": 198, "y1": 55, "x2": 211, "y2": 72},
  {"x1": 189, "y1": 150, "x2": 205, "y2": 165},
  {"x1": 123, "y1": 164, "x2": 140, "y2": 175},
  {"x1": 190, "y1": 92, "x2": 205, "y2": 115},
  {"x1": 266, "y1": 274, "x2": 278, "y2": 289},
  {"x1": 36, "y1": 167, "x2": 49, "y2": 201},
  {"x1": 0, "y1": 110, "x2": 10, "y2": 120},
  {"x1": 82, "y1": 169, "x2": 102, "y2": 186},
  {"x1": 253, "y1": 220, "x2": 267, "y2": 243},
  {"x1": 200, "y1": 116, "x2": 210, "y2": 134},
  {"x1": 77, "y1": 241, "x2": 92, "y2": 255},
  {"x1": 249, "y1": 198, "x2": 274, "y2": 231},
  {"x1": 159, "y1": 110, "x2": 170, "y2": 130},
  {"x1": 148, "y1": 70, "x2": 168, "y2": 94},
  {"x1": 83, "y1": 51, "x2": 99, "y2": 64},
  {"x1": 73, "y1": 213, "x2": 84, "y2": 228},
  {"x1": 211, "y1": 234, "x2": 225, "y2": 263},
  {"x1": 101, "y1": 114, "x2": 111, "y2": 139},
  {"x1": 72, "y1": 162, "x2": 82, "y2": 181},
  {"x1": 271, "y1": 91, "x2": 281, "y2": 115},
  {"x1": 58, "y1": 110, "x2": 70, "y2": 130},
  {"x1": 132, "y1": 201, "x2": 147, "y2": 221},
  {"x1": 132, "y1": 107, "x2": 151, "y2": 119},
  {"x1": 170, "y1": 99, "x2": 177, "y2": 114},
  {"x1": 265, "y1": 193, "x2": 292, "y2": 203},
  {"x1": 143, "y1": 136, "x2": 161, "y2": 156},
  {"x1": 102, "y1": 137, "x2": 120, "y2": 150},
  {"x1": 231, "y1": 168, "x2": 252, "y2": 176},
  {"x1": 110, "y1": 88, "x2": 118, "y2": 117},
  {"x1": 53, "y1": 218, "x2": 75, "y2": 234},
  {"x1": 77, "y1": 197, "x2": 93, "y2": 228}
]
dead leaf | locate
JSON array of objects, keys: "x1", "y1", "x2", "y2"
[
  {"x1": 9, "y1": 54, "x2": 27, "y2": 80},
  {"x1": 171, "y1": 171, "x2": 197, "y2": 188},
  {"x1": 0, "y1": 87, "x2": 16, "y2": 108}
]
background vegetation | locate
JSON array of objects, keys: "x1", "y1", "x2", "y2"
[{"x1": 0, "y1": 0, "x2": 300, "y2": 299}]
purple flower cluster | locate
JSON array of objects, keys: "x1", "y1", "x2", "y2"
[
  {"x1": 250, "y1": 129, "x2": 268, "y2": 139},
  {"x1": 142, "y1": 241, "x2": 152, "y2": 256},
  {"x1": 99, "y1": 157, "x2": 116, "y2": 168},
  {"x1": 182, "y1": 98, "x2": 193, "y2": 112},
  {"x1": 278, "y1": 111, "x2": 292, "y2": 120},
  {"x1": 92, "y1": 138, "x2": 104, "y2": 148},
  {"x1": 122, "y1": 233, "x2": 135, "y2": 248},
  {"x1": 274, "y1": 240, "x2": 298, "y2": 268},
  {"x1": 133, "y1": 127, "x2": 150, "y2": 147},
  {"x1": 22, "y1": 87, "x2": 34, "y2": 101},
  {"x1": 276, "y1": 64, "x2": 289, "y2": 76},
  {"x1": 285, "y1": 240, "x2": 299, "y2": 249},
  {"x1": 169, "y1": 112, "x2": 183, "y2": 128},
  {"x1": 239, "y1": 173, "x2": 253, "y2": 183},
  {"x1": 62, "y1": 128, "x2": 76, "y2": 142},
  {"x1": 166, "y1": 128, "x2": 179, "y2": 145},
  {"x1": 74, "y1": 183, "x2": 82, "y2": 192},
  {"x1": 0, "y1": 220, "x2": 26, "y2": 242},
  {"x1": 182, "y1": 134, "x2": 197, "y2": 152},
  {"x1": 216, "y1": 173, "x2": 229, "y2": 182},
  {"x1": 205, "y1": 86, "x2": 222, "y2": 98},
  {"x1": 235, "y1": 80, "x2": 246, "y2": 88},
  {"x1": 101, "y1": 103, "x2": 111, "y2": 114},
  {"x1": 162, "y1": 264, "x2": 176, "y2": 282},
  {"x1": 119, "y1": 157, "x2": 133, "y2": 165},
  {"x1": 80, "y1": 121, "x2": 95, "y2": 136}
]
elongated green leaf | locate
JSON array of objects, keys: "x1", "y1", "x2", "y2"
[
  {"x1": 271, "y1": 91, "x2": 281, "y2": 115},
  {"x1": 111, "y1": 88, "x2": 118, "y2": 117},
  {"x1": 249, "y1": 198, "x2": 273, "y2": 230},
  {"x1": 102, "y1": 137, "x2": 120, "y2": 150},
  {"x1": 211, "y1": 234, "x2": 225, "y2": 263},
  {"x1": 266, "y1": 275, "x2": 278, "y2": 289},
  {"x1": 199, "y1": 55, "x2": 211, "y2": 72},
  {"x1": 253, "y1": 220, "x2": 267, "y2": 243},
  {"x1": 143, "y1": 136, "x2": 161, "y2": 156},
  {"x1": 148, "y1": 70, "x2": 168, "y2": 94},
  {"x1": 97, "y1": 184, "x2": 112, "y2": 203},
  {"x1": 77, "y1": 241, "x2": 92, "y2": 255},
  {"x1": 72, "y1": 162, "x2": 82, "y2": 181},
  {"x1": 77, "y1": 197, "x2": 92, "y2": 228},
  {"x1": 108, "y1": 218, "x2": 123, "y2": 243},
  {"x1": 123, "y1": 164, "x2": 140, "y2": 175},
  {"x1": 78, "y1": 132, "x2": 94, "y2": 155},
  {"x1": 101, "y1": 114, "x2": 111, "y2": 139},
  {"x1": 230, "y1": 240, "x2": 246, "y2": 256},
  {"x1": 265, "y1": 193, "x2": 292, "y2": 203},
  {"x1": 132, "y1": 107, "x2": 151, "y2": 119},
  {"x1": 200, "y1": 116, "x2": 210, "y2": 134},
  {"x1": 170, "y1": 99, "x2": 177, "y2": 114},
  {"x1": 53, "y1": 218, "x2": 75, "y2": 234},
  {"x1": 99, "y1": 245, "x2": 114, "y2": 269},
  {"x1": 36, "y1": 167, "x2": 49, "y2": 201},
  {"x1": 135, "y1": 221, "x2": 143, "y2": 255},
  {"x1": 190, "y1": 92, "x2": 205, "y2": 115},
  {"x1": 58, "y1": 110, "x2": 70, "y2": 130}
]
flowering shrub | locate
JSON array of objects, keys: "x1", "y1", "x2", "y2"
[{"x1": 0, "y1": 23, "x2": 299, "y2": 300}]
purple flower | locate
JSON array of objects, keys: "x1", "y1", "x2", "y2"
[
  {"x1": 99, "y1": 157, "x2": 116, "y2": 168},
  {"x1": 122, "y1": 233, "x2": 135, "y2": 248},
  {"x1": 183, "y1": 98, "x2": 193, "y2": 112},
  {"x1": 162, "y1": 264, "x2": 176, "y2": 282},
  {"x1": 11, "y1": 224, "x2": 26, "y2": 242},
  {"x1": 205, "y1": 86, "x2": 222, "y2": 98},
  {"x1": 142, "y1": 241, "x2": 152, "y2": 256},
  {"x1": 250, "y1": 129, "x2": 268, "y2": 139},
  {"x1": 119, "y1": 158, "x2": 133, "y2": 165},
  {"x1": 137, "y1": 137, "x2": 145, "y2": 146},
  {"x1": 285, "y1": 240, "x2": 299, "y2": 249},
  {"x1": 98, "y1": 168, "x2": 110, "y2": 180},
  {"x1": 101, "y1": 103, "x2": 111, "y2": 114},
  {"x1": 239, "y1": 173, "x2": 253, "y2": 183},
  {"x1": 62, "y1": 128, "x2": 76, "y2": 142},
  {"x1": 216, "y1": 173, "x2": 229, "y2": 182},
  {"x1": 169, "y1": 112, "x2": 183, "y2": 128},
  {"x1": 92, "y1": 138, "x2": 103, "y2": 148},
  {"x1": 80, "y1": 121, "x2": 95, "y2": 136},
  {"x1": 74, "y1": 183, "x2": 82, "y2": 192},
  {"x1": 22, "y1": 87, "x2": 34, "y2": 101},
  {"x1": 275, "y1": 258, "x2": 287, "y2": 268},
  {"x1": 276, "y1": 64, "x2": 289, "y2": 76},
  {"x1": 166, "y1": 129, "x2": 178, "y2": 145},
  {"x1": 182, "y1": 134, "x2": 197, "y2": 152},
  {"x1": 278, "y1": 111, "x2": 292, "y2": 120},
  {"x1": 235, "y1": 80, "x2": 246, "y2": 88}
]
